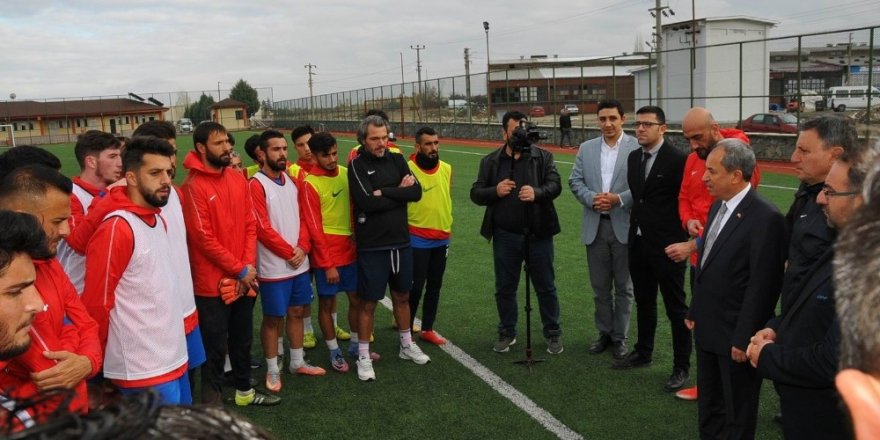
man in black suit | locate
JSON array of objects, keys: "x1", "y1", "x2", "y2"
[
  {"x1": 748, "y1": 116, "x2": 863, "y2": 439},
  {"x1": 688, "y1": 139, "x2": 786, "y2": 439},
  {"x1": 613, "y1": 106, "x2": 691, "y2": 391}
]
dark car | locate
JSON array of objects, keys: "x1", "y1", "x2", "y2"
[
  {"x1": 736, "y1": 113, "x2": 799, "y2": 134},
  {"x1": 529, "y1": 106, "x2": 546, "y2": 117}
]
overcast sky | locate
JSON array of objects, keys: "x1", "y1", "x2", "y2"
[{"x1": 1, "y1": 0, "x2": 877, "y2": 103}]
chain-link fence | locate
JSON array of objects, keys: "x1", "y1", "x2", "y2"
[{"x1": 273, "y1": 24, "x2": 878, "y2": 144}]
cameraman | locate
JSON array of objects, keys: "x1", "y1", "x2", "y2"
[{"x1": 470, "y1": 111, "x2": 564, "y2": 355}]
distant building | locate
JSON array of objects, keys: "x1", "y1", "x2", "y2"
[
  {"x1": 211, "y1": 98, "x2": 250, "y2": 130},
  {"x1": 632, "y1": 16, "x2": 777, "y2": 123},
  {"x1": 0, "y1": 98, "x2": 167, "y2": 144},
  {"x1": 769, "y1": 42, "x2": 880, "y2": 105}
]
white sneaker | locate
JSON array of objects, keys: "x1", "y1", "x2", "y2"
[
  {"x1": 357, "y1": 356, "x2": 375, "y2": 382},
  {"x1": 399, "y1": 343, "x2": 431, "y2": 365}
]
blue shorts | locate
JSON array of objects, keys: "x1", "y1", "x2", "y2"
[
  {"x1": 315, "y1": 262, "x2": 357, "y2": 296},
  {"x1": 186, "y1": 325, "x2": 206, "y2": 370},
  {"x1": 118, "y1": 370, "x2": 190, "y2": 405},
  {"x1": 357, "y1": 247, "x2": 413, "y2": 302},
  {"x1": 260, "y1": 273, "x2": 314, "y2": 316}
]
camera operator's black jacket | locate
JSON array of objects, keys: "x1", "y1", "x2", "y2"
[{"x1": 470, "y1": 144, "x2": 561, "y2": 241}]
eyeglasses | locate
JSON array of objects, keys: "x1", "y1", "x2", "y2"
[
  {"x1": 633, "y1": 121, "x2": 664, "y2": 128},
  {"x1": 822, "y1": 185, "x2": 859, "y2": 197}
]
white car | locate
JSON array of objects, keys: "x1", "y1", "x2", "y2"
[
  {"x1": 178, "y1": 118, "x2": 193, "y2": 133},
  {"x1": 562, "y1": 104, "x2": 579, "y2": 115}
]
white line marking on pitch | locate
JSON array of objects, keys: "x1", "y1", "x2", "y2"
[{"x1": 379, "y1": 297, "x2": 584, "y2": 440}]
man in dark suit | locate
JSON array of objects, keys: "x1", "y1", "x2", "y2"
[
  {"x1": 748, "y1": 116, "x2": 863, "y2": 439},
  {"x1": 688, "y1": 139, "x2": 786, "y2": 439},
  {"x1": 613, "y1": 106, "x2": 691, "y2": 391}
]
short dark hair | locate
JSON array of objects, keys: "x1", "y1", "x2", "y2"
[
  {"x1": 636, "y1": 106, "x2": 667, "y2": 125},
  {"x1": 290, "y1": 125, "x2": 315, "y2": 144},
  {"x1": 243, "y1": 135, "x2": 262, "y2": 161},
  {"x1": 74, "y1": 130, "x2": 122, "y2": 169},
  {"x1": 0, "y1": 146, "x2": 62, "y2": 182},
  {"x1": 597, "y1": 99, "x2": 625, "y2": 117},
  {"x1": 501, "y1": 111, "x2": 528, "y2": 129},
  {"x1": 227, "y1": 132, "x2": 236, "y2": 147},
  {"x1": 0, "y1": 210, "x2": 51, "y2": 276},
  {"x1": 364, "y1": 109, "x2": 390, "y2": 121},
  {"x1": 415, "y1": 127, "x2": 438, "y2": 144},
  {"x1": 193, "y1": 121, "x2": 227, "y2": 147},
  {"x1": 308, "y1": 132, "x2": 337, "y2": 156},
  {"x1": 258, "y1": 130, "x2": 286, "y2": 152},
  {"x1": 0, "y1": 165, "x2": 73, "y2": 210},
  {"x1": 123, "y1": 136, "x2": 176, "y2": 173},
  {"x1": 800, "y1": 115, "x2": 858, "y2": 152},
  {"x1": 133, "y1": 120, "x2": 176, "y2": 141}
]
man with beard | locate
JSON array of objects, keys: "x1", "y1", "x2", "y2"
[
  {"x1": 81, "y1": 137, "x2": 188, "y2": 404},
  {"x1": 664, "y1": 107, "x2": 760, "y2": 399},
  {"x1": 181, "y1": 122, "x2": 277, "y2": 406},
  {"x1": 249, "y1": 130, "x2": 324, "y2": 393},
  {"x1": 747, "y1": 116, "x2": 860, "y2": 439},
  {"x1": 0, "y1": 210, "x2": 48, "y2": 431},
  {"x1": 0, "y1": 165, "x2": 102, "y2": 416},
  {"x1": 407, "y1": 127, "x2": 453, "y2": 346},
  {"x1": 614, "y1": 106, "x2": 691, "y2": 394},
  {"x1": 56, "y1": 130, "x2": 122, "y2": 294}
]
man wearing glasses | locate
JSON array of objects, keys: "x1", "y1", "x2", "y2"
[
  {"x1": 614, "y1": 106, "x2": 691, "y2": 395},
  {"x1": 746, "y1": 115, "x2": 858, "y2": 439}
]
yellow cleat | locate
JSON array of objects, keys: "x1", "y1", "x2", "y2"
[
  {"x1": 303, "y1": 332, "x2": 317, "y2": 349},
  {"x1": 335, "y1": 326, "x2": 351, "y2": 341}
]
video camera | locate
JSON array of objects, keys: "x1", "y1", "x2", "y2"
[{"x1": 509, "y1": 120, "x2": 547, "y2": 153}]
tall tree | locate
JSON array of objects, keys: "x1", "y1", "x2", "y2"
[
  {"x1": 229, "y1": 79, "x2": 260, "y2": 117},
  {"x1": 184, "y1": 93, "x2": 215, "y2": 124}
]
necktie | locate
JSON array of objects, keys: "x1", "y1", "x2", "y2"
[
  {"x1": 701, "y1": 202, "x2": 728, "y2": 266},
  {"x1": 639, "y1": 151, "x2": 651, "y2": 183}
]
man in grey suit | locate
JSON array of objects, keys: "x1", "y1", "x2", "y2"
[{"x1": 569, "y1": 99, "x2": 639, "y2": 359}]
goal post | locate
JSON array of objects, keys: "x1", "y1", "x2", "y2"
[{"x1": 0, "y1": 125, "x2": 14, "y2": 147}]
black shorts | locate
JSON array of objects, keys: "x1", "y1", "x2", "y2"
[{"x1": 357, "y1": 247, "x2": 413, "y2": 301}]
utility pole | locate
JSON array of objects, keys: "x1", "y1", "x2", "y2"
[
  {"x1": 304, "y1": 63, "x2": 317, "y2": 119},
  {"x1": 464, "y1": 48, "x2": 472, "y2": 123},
  {"x1": 649, "y1": 1, "x2": 674, "y2": 107},
  {"x1": 846, "y1": 32, "x2": 854, "y2": 85},
  {"x1": 411, "y1": 44, "x2": 425, "y2": 118},
  {"x1": 400, "y1": 52, "x2": 406, "y2": 136}
]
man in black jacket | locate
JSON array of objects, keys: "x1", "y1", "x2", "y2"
[
  {"x1": 613, "y1": 106, "x2": 692, "y2": 394},
  {"x1": 348, "y1": 115, "x2": 429, "y2": 382},
  {"x1": 748, "y1": 116, "x2": 861, "y2": 439},
  {"x1": 470, "y1": 111, "x2": 563, "y2": 355}
]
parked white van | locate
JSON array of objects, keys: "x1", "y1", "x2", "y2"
[{"x1": 828, "y1": 86, "x2": 880, "y2": 112}]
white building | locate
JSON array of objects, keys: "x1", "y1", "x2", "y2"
[{"x1": 632, "y1": 16, "x2": 777, "y2": 123}]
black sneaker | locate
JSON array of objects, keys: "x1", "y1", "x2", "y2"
[
  {"x1": 493, "y1": 334, "x2": 517, "y2": 353},
  {"x1": 546, "y1": 335, "x2": 564, "y2": 355},
  {"x1": 612, "y1": 351, "x2": 653, "y2": 369}
]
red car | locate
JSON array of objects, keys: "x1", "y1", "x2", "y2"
[
  {"x1": 736, "y1": 113, "x2": 799, "y2": 134},
  {"x1": 529, "y1": 106, "x2": 546, "y2": 117}
]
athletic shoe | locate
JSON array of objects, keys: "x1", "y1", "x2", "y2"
[
  {"x1": 391, "y1": 320, "x2": 421, "y2": 333},
  {"x1": 265, "y1": 372, "x2": 281, "y2": 392},
  {"x1": 347, "y1": 344, "x2": 381, "y2": 361},
  {"x1": 675, "y1": 386, "x2": 698, "y2": 401},
  {"x1": 303, "y1": 332, "x2": 317, "y2": 349},
  {"x1": 493, "y1": 334, "x2": 517, "y2": 353},
  {"x1": 399, "y1": 343, "x2": 431, "y2": 365},
  {"x1": 419, "y1": 330, "x2": 447, "y2": 345},
  {"x1": 250, "y1": 357, "x2": 261, "y2": 369},
  {"x1": 357, "y1": 356, "x2": 375, "y2": 381},
  {"x1": 546, "y1": 335, "x2": 564, "y2": 355},
  {"x1": 234, "y1": 389, "x2": 281, "y2": 407},
  {"x1": 331, "y1": 352, "x2": 349, "y2": 373},
  {"x1": 335, "y1": 326, "x2": 351, "y2": 341},
  {"x1": 291, "y1": 362, "x2": 326, "y2": 376}
]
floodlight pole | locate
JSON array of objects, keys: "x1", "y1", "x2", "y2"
[{"x1": 484, "y1": 21, "x2": 491, "y2": 125}]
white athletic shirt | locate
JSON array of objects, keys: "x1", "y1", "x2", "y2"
[
  {"x1": 162, "y1": 188, "x2": 197, "y2": 320},
  {"x1": 56, "y1": 183, "x2": 94, "y2": 294},
  {"x1": 101, "y1": 210, "x2": 187, "y2": 382},
  {"x1": 252, "y1": 172, "x2": 310, "y2": 280}
]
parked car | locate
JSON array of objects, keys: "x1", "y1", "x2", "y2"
[
  {"x1": 828, "y1": 85, "x2": 880, "y2": 112},
  {"x1": 177, "y1": 118, "x2": 193, "y2": 133},
  {"x1": 562, "y1": 104, "x2": 579, "y2": 115},
  {"x1": 736, "y1": 113, "x2": 799, "y2": 134},
  {"x1": 529, "y1": 106, "x2": 546, "y2": 117}
]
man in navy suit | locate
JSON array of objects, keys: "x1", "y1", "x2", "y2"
[
  {"x1": 613, "y1": 106, "x2": 692, "y2": 393},
  {"x1": 688, "y1": 139, "x2": 786, "y2": 439},
  {"x1": 569, "y1": 99, "x2": 638, "y2": 359}
]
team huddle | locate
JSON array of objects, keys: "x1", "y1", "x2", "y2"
[{"x1": 0, "y1": 102, "x2": 877, "y2": 439}]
